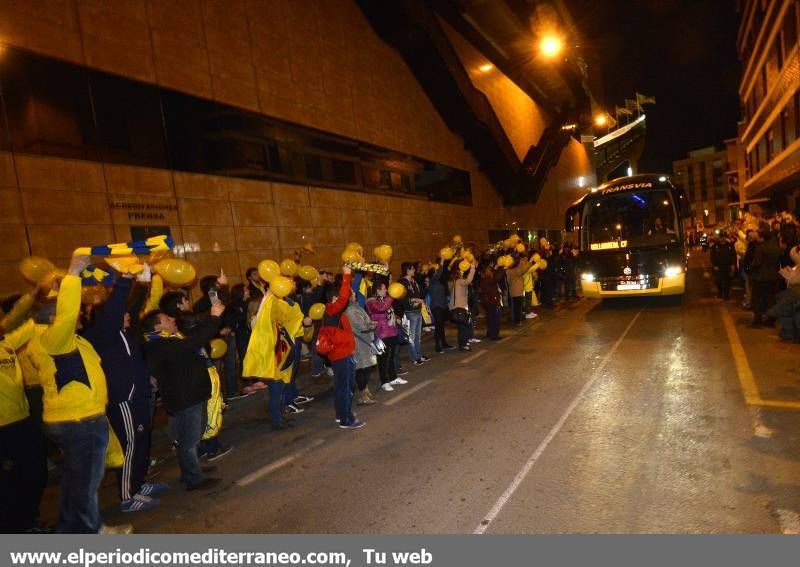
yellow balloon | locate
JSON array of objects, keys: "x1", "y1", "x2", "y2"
[
  {"x1": 280, "y1": 258, "x2": 298, "y2": 277},
  {"x1": 515, "y1": 243, "x2": 526, "y2": 253},
  {"x1": 155, "y1": 258, "x2": 196, "y2": 286},
  {"x1": 209, "y1": 338, "x2": 227, "y2": 360},
  {"x1": 258, "y1": 259, "x2": 280, "y2": 283},
  {"x1": 342, "y1": 248, "x2": 362, "y2": 263},
  {"x1": 509, "y1": 233, "x2": 521, "y2": 243},
  {"x1": 298, "y1": 265, "x2": 318, "y2": 282},
  {"x1": 309, "y1": 303, "x2": 326, "y2": 320},
  {"x1": 388, "y1": 282, "x2": 406, "y2": 299},
  {"x1": 440, "y1": 247, "x2": 455, "y2": 260},
  {"x1": 345, "y1": 242, "x2": 363, "y2": 253},
  {"x1": 502, "y1": 238, "x2": 513, "y2": 250},
  {"x1": 458, "y1": 259, "x2": 471, "y2": 272},
  {"x1": 452, "y1": 234, "x2": 463, "y2": 244},
  {"x1": 462, "y1": 250, "x2": 475, "y2": 263},
  {"x1": 19, "y1": 256, "x2": 56, "y2": 284},
  {"x1": 269, "y1": 275, "x2": 293, "y2": 298},
  {"x1": 531, "y1": 252, "x2": 542, "y2": 264},
  {"x1": 375, "y1": 244, "x2": 393, "y2": 262}
]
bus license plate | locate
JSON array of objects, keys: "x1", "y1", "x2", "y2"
[{"x1": 617, "y1": 283, "x2": 642, "y2": 290}]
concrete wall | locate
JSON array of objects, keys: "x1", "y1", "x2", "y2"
[{"x1": 0, "y1": 0, "x2": 593, "y2": 295}]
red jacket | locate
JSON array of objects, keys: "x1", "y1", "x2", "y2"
[{"x1": 324, "y1": 274, "x2": 355, "y2": 361}]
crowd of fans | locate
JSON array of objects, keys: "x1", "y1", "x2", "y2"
[
  {"x1": 0, "y1": 234, "x2": 581, "y2": 534},
  {"x1": 705, "y1": 212, "x2": 800, "y2": 336}
]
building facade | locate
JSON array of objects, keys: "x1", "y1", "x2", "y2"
[
  {"x1": 737, "y1": 0, "x2": 800, "y2": 212},
  {"x1": 0, "y1": 0, "x2": 595, "y2": 296},
  {"x1": 672, "y1": 147, "x2": 732, "y2": 228}
]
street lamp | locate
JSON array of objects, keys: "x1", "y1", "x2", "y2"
[
  {"x1": 539, "y1": 35, "x2": 563, "y2": 58},
  {"x1": 594, "y1": 114, "x2": 607, "y2": 127}
]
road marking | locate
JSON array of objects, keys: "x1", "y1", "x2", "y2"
[
  {"x1": 474, "y1": 310, "x2": 643, "y2": 534},
  {"x1": 460, "y1": 350, "x2": 487, "y2": 364},
  {"x1": 719, "y1": 308, "x2": 800, "y2": 410},
  {"x1": 236, "y1": 438, "x2": 325, "y2": 487},
  {"x1": 384, "y1": 379, "x2": 433, "y2": 406},
  {"x1": 719, "y1": 308, "x2": 762, "y2": 405},
  {"x1": 775, "y1": 509, "x2": 800, "y2": 534}
]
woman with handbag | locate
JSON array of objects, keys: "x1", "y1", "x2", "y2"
[
  {"x1": 345, "y1": 297, "x2": 379, "y2": 405},
  {"x1": 449, "y1": 260, "x2": 477, "y2": 351},
  {"x1": 399, "y1": 263, "x2": 429, "y2": 366},
  {"x1": 366, "y1": 282, "x2": 405, "y2": 392},
  {"x1": 479, "y1": 264, "x2": 504, "y2": 340}
]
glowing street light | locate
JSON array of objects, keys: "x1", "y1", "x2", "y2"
[
  {"x1": 594, "y1": 114, "x2": 608, "y2": 127},
  {"x1": 478, "y1": 63, "x2": 494, "y2": 73},
  {"x1": 539, "y1": 35, "x2": 563, "y2": 58}
]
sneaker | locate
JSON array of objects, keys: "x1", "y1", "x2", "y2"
[
  {"x1": 286, "y1": 403, "x2": 305, "y2": 414},
  {"x1": 396, "y1": 368, "x2": 409, "y2": 376},
  {"x1": 120, "y1": 494, "x2": 160, "y2": 513},
  {"x1": 137, "y1": 482, "x2": 168, "y2": 496},
  {"x1": 339, "y1": 419, "x2": 366, "y2": 430},
  {"x1": 381, "y1": 383, "x2": 395, "y2": 392},
  {"x1": 186, "y1": 477, "x2": 222, "y2": 491},
  {"x1": 310, "y1": 373, "x2": 323, "y2": 378},
  {"x1": 206, "y1": 445, "x2": 233, "y2": 462},
  {"x1": 414, "y1": 359, "x2": 425, "y2": 366},
  {"x1": 525, "y1": 312, "x2": 538, "y2": 319},
  {"x1": 469, "y1": 338, "x2": 481, "y2": 343},
  {"x1": 325, "y1": 367, "x2": 334, "y2": 377},
  {"x1": 99, "y1": 523, "x2": 134, "y2": 534},
  {"x1": 390, "y1": 377, "x2": 408, "y2": 385},
  {"x1": 459, "y1": 346, "x2": 472, "y2": 352},
  {"x1": 293, "y1": 395, "x2": 314, "y2": 405},
  {"x1": 443, "y1": 344, "x2": 456, "y2": 350},
  {"x1": 419, "y1": 355, "x2": 431, "y2": 362}
]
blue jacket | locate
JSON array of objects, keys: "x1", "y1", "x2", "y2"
[{"x1": 82, "y1": 277, "x2": 151, "y2": 405}]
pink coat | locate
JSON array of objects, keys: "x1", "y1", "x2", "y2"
[{"x1": 365, "y1": 296, "x2": 398, "y2": 340}]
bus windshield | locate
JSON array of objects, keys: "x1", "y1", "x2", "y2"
[{"x1": 583, "y1": 190, "x2": 678, "y2": 250}]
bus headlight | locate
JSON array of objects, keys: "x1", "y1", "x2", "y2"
[
  {"x1": 581, "y1": 272, "x2": 595, "y2": 282},
  {"x1": 664, "y1": 266, "x2": 682, "y2": 278}
]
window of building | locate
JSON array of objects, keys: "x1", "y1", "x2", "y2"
[
  {"x1": 1, "y1": 48, "x2": 101, "y2": 160},
  {"x1": 0, "y1": 45, "x2": 471, "y2": 205},
  {"x1": 784, "y1": 2, "x2": 798, "y2": 57},
  {"x1": 699, "y1": 162, "x2": 707, "y2": 201}
]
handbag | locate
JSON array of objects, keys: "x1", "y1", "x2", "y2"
[
  {"x1": 355, "y1": 333, "x2": 384, "y2": 355},
  {"x1": 450, "y1": 307, "x2": 471, "y2": 325},
  {"x1": 316, "y1": 311, "x2": 343, "y2": 356}
]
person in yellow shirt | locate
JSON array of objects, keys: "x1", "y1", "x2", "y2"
[
  {"x1": 27, "y1": 256, "x2": 116, "y2": 534},
  {"x1": 0, "y1": 308, "x2": 41, "y2": 532}
]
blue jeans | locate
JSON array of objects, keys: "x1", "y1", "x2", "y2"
[
  {"x1": 267, "y1": 380, "x2": 285, "y2": 426},
  {"x1": 311, "y1": 343, "x2": 325, "y2": 376},
  {"x1": 331, "y1": 357, "x2": 355, "y2": 425},
  {"x1": 282, "y1": 342, "x2": 303, "y2": 405},
  {"x1": 43, "y1": 415, "x2": 108, "y2": 533},
  {"x1": 406, "y1": 311, "x2": 424, "y2": 362},
  {"x1": 168, "y1": 402, "x2": 206, "y2": 487}
]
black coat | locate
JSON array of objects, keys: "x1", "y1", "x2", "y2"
[{"x1": 143, "y1": 316, "x2": 222, "y2": 414}]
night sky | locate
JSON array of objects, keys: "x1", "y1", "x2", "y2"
[{"x1": 567, "y1": 0, "x2": 742, "y2": 172}]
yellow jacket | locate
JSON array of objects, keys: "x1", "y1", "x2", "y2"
[
  {"x1": 243, "y1": 294, "x2": 304, "y2": 384},
  {"x1": 28, "y1": 275, "x2": 108, "y2": 423},
  {"x1": 0, "y1": 319, "x2": 36, "y2": 427},
  {"x1": 18, "y1": 324, "x2": 47, "y2": 387}
]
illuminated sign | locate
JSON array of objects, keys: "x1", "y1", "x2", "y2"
[
  {"x1": 590, "y1": 240, "x2": 628, "y2": 250},
  {"x1": 600, "y1": 182, "x2": 653, "y2": 195}
]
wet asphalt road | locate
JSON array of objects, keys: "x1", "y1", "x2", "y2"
[{"x1": 96, "y1": 254, "x2": 800, "y2": 533}]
